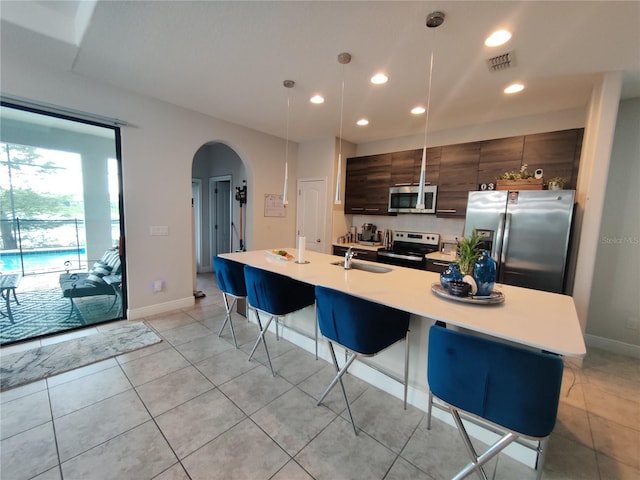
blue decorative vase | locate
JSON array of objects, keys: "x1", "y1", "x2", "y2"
[
  {"x1": 440, "y1": 263, "x2": 463, "y2": 289},
  {"x1": 473, "y1": 250, "x2": 496, "y2": 296}
]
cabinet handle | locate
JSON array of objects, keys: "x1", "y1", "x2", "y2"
[
  {"x1": 436, "y1": 209, "x2": 457, "y2": 213},
  {"x1": 351, "y1": 207, "x2": 364, "y2": 211},
  {"x1": 365, "y1": 208, "x2": 380, "y2": 212},
  {"x1": 431, "y1": 261, "x2": 450, "y2": 267}
]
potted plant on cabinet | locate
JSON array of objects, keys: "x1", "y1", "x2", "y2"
[
  {"x1": 547, "y1": 176, "x2": 566, "y2": 190},
  {"x1": 496, "y1": 164, "x2": 544, "y2": 190}
]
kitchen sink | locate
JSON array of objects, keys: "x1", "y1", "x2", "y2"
[{"x1": 330, "y1": 260, "x2": 393, "y2": 273}]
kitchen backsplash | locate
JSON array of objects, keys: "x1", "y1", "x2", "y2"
[{"x1": 348, "y1": 214, "x2": 465, "y2": 245}]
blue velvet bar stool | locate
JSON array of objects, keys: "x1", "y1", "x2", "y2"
[
  {"x1": 314, "y1": 285, "x2": 411, "y2": 435},
  {"x1": 427, "y1": 324, "x2": 564, "y2": 480},
  {"x1": 213, "y1": 256, "x2": 247, "y2": 348},
  {"x1": 243, "y1": 265, "x2": 315, "y2": 376}
]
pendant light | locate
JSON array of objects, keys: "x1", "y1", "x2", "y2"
[
  {"x1": 282, "y1": 79, "x2": 294, "y2": 205},
  {"x1": 334, "y1": 52, "x2": 351, "y2": 205},
  {"x1": 417, "y1": 11, "x2": 444, "y2": 209}
]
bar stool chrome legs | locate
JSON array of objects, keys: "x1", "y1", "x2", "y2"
[
  {"x1": 314, "y1": 285, "x2": 411, "y2": 435},
  {"x1": 213, "y1": 256, "x2": 248, "y2": 349},
  {"x1": 243, "y1": 265, "x2": 315, "y2": 376},
  {"x1": 427, "y1": 324, "x2": 564, "y2": 480}
]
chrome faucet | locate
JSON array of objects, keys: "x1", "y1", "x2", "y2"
[{"x1": 344, "y1": 247, "x2": 357, "y2": 269}]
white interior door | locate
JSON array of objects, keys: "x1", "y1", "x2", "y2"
[{"x1": 296, "y1": 178, "x2": 326, "y2": 253}]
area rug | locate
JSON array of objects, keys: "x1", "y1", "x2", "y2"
[
  {"x1": 0, "y1": 322, "x2": 162, "y2": 391},
  {"x1": 0, "y1": 288, "x2": 120, "y2": 345}
]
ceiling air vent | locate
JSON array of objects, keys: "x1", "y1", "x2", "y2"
[{"x1": 487, "y1": 51, "x2": 515, "y2": 72}]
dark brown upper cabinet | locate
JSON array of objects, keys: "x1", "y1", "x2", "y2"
[
  {"x1": 342, "y1": 128, "x2": 583, "y2": 218},
  {"x1": 436, "y1": 142, "x2": 481, "y2": 217},
  {"x1": 478, "y1": 136, "x2": 525, "y2": 188},
  {"x1": 344, "y1": 153, "x2": 392, "y2": 215},
  {"x1": 522, "y1": 129, "x2": 581, "y2": 189},
  {"x1": 390, "y1": 147, "x2": 441, "y2": 187}
]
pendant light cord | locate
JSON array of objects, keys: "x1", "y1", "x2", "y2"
[
  {"x1": 416, "y1": 50, "x2": 435, "y2": 209},
  {"x1": 286, "y1": 92, "x2": 290, "y2": 170},
  {"x1": 338, "y1": 64, "x2": 345, "y2": 163},
  {"x1": 422, "y1": 51, "x2": 434, "y2": 150},
  {"x1": 335, "y1": 53, "x2": 351, "y2": 205},
  {"x1": 282, "y1": 80, "x2": 294, "y2": 205}
]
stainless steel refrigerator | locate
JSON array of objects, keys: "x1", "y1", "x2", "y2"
[{"x1": 463, "y1": 190, "x2": 576, "y2": 294}]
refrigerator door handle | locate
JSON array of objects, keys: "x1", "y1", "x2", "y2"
[
  {"x1": 498, "y1": 213, "x2": 512, "y2": 283},
  {"x1": 494, "y1": 213, "x2": 506, "y2": 280}
]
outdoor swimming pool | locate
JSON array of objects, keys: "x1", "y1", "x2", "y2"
[{"x1": 0, "y1": 248, "x2": 87, "y2": 274}]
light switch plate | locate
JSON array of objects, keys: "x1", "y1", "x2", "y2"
[{"x1": 150, "y1": 226, "x2": 169, "y2": 236}]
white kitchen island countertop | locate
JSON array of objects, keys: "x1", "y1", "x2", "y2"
[{"x1": 221, "y1": 249, "x2": 586, "y2": 358}]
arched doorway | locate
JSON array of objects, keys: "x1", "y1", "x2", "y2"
[{"x1": 192, "y1": 142, "x2": 247, "y2": 273}]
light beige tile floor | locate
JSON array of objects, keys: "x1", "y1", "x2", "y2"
[{"x1": 1, "y1": 274, "x2": 638, "y2": 479}]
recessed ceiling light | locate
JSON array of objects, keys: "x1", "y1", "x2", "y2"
[
  {"x1": 370, "y1": 73, "x2": 388, "y2": 85},
  {"x1": 485, "y1": 30, "x2": 512, "y2": 47},
  {"x1": 357, "y1": 118, "x2": 369, "y2": 126},
  {"x1": 411, "y1": 106, "x2": 426, "y2": 115},
  {"x1": 310, "y1": 95, "x2": 325, "y2": 104},
  {"x1": 504, "y1": 83, "x2": 524, "y2": 94}
]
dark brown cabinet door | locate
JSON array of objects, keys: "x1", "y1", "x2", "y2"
[
  {"x1": 478, "y1": 136, "x2": 524, "y2": 188},
  {"x1": 390, "y1": 149, "x2": 420, "y2": 186},
  {"x1": 344, "y1": 156, "x2": 368, "y2": 213},
  {"x1": 436, "y1": 142, "x2": 481, "y2": 217},
  {"x1": 522, "y1": 129, "x2": 581, "y2": 189},
  {"x1": 365, "y1": 154, "x2": 392, "y2": 214},
  {"x1": 344, "y1": 154, "x2": 392, "y2": 215},
  {"x1": 390, "y1": 148, "x2": 441, "y2": 187},
  {"x1": 414, "y1": 147, "x2": 441, "y2": 187}
]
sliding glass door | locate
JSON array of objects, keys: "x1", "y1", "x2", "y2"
[{"x1": 0, "y1": 103, "x2": 125, "y2": 345}]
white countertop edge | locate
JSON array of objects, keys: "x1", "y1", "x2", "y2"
[{"x1": 220, "y1": 249, "x2": 586, "y2": 358}]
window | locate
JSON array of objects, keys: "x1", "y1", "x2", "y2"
[{"x1": 0, "y1": 102, "x2": 125, "y2": 344}]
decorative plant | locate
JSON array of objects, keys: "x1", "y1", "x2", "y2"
[
  {"x1": 497, "y1": 163, "x2": 534, "y2": 181},
  {"x1": 457, "y1": 229, "x2": 483, "y2": 276},
  {"x1": 547, "y1": 176, "x2": 566, "y2": 189}
]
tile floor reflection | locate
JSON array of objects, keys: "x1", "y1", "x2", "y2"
[{"x1": 1, "y1": 274, "x2": 638, "y2": 479}]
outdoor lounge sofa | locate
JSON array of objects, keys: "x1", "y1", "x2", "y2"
[{"x1": 59, "y1": 248, "x2": 121, "y2": 321}]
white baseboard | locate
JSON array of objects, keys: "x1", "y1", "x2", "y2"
[
  {"x1": 127, "y1": 296, "x2": 195, "y2": 320},
  {"x1": 584, "y1": 333, "x2": 640, "y2": 359}
]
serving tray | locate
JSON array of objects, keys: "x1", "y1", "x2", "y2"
[
  {"x1": 266, "y1": 250, "x2": 295, "y2": 262},
  {"x1": 431, "y1": 283, "x2": 505, "y2": 305}
]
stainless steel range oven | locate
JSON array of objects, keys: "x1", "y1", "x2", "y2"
[{"x1": 377, "y1": 230, "x2": 440, "y2": 270}]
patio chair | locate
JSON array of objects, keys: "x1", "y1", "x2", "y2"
[{"x1": 59, "y1": 247, "x2": 122, "y2": 322}]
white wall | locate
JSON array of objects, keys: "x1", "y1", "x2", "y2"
[
  {"x1": 572, "y1": 73, "x2": 623, "y2": 344},
  {"x1": 585, "y1": 97, "x2": 640, "y2": 351},
  {"x1": 297, "y1": 138, "x2": 334, "y2": 254},
  {"x1": 355, "y1": 108, "x2": 586, "y2": 156},
  {"x1": 1, "y1": 58, "x2": 297, "y2": 319}
]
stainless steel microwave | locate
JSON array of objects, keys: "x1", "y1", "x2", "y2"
[{"x1": 388, "y1": 185, "x2": 438, "y2": 214}]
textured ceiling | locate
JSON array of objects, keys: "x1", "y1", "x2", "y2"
[{"x1": 2, "y1": 1, "x2": 639, "y2": 144}]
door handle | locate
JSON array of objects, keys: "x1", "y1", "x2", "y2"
[{"x1": 498, "y1": 213, "x2": 511, "y2": 283}]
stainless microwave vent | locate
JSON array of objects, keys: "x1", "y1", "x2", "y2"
[{"x1": 487, "y1": 51, "x2": 515, "y2": 72}]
